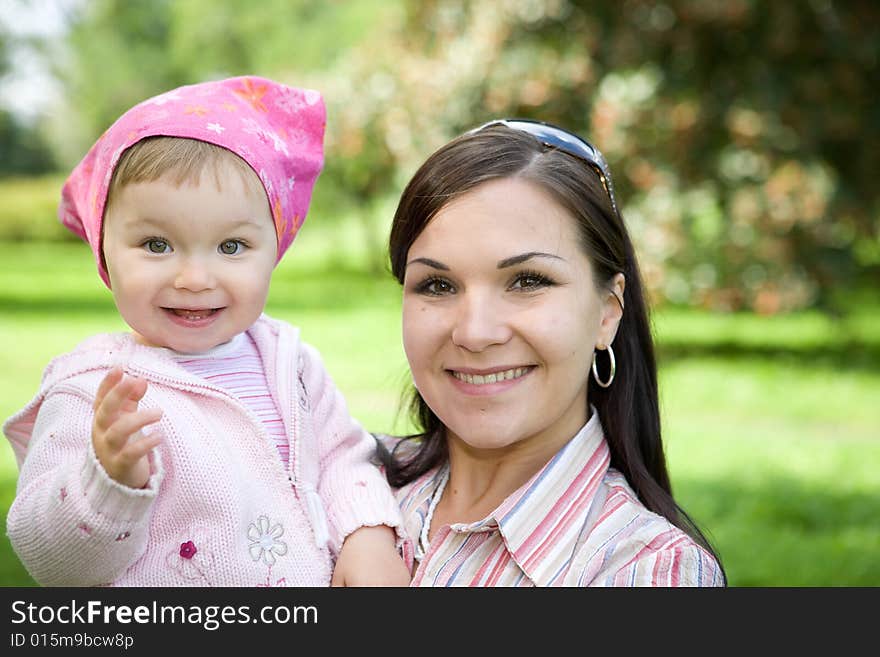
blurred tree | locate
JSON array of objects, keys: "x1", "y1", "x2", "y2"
[
  {"x1": 46, "y1": 0, "x2": 185, "y2": 163},
  {"x1": 0, "y1": 110, "x2": 56, "y2": 175},
  {"x1": 0, "y1": 22, "x2": 7, "y2": 74},
  {"x1": 42, "y1": 0, "x2": 879, "y2": 310},
  {"x1": 323, "y1": 0, "x2": 880, "y2": 312},
  {"x1": 0, "y1": 18, "x2": 56, "y2": 175},
  {"x1": 576, "y1": 0, "x2": 880, "y2": 313},
  {"x1": 48, "y1": 0, "x2": 397, "y2": 164}
]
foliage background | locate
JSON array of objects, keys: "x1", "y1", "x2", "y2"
[
  {"x1": 0, "y1": 0, "x2": 877, "y2": 586},
  {"x1": 20, "y1": 0, "x2": 879, "y2": 310}
]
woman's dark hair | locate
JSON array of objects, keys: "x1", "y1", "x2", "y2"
[{"x1": 379, "y1": 124, "x2": 724, "y2": 575}]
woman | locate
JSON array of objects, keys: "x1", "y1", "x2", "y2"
[{"x1": 378, "y1": 119, "x2": 725, "y2": 586}]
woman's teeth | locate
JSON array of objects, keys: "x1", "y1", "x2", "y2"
[{"x1": 451, "y1": 367, "x2": 529, "y2": 385}]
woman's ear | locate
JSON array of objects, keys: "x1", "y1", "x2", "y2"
[{"x1": 598, "y1": 273, "x2": 625, "y2": 347}]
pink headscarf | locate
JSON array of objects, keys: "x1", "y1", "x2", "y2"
[{"x1": 59, "y1": 75, "x2": 326, "y2": 287}]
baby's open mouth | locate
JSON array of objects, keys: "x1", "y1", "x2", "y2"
[{"x1": 164, "y1": 308, "x2": 221, "y2": 321}]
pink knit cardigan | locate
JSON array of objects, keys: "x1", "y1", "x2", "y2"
[{"x1": 4, "y1": 314, "x2": 403, "y2": 586}]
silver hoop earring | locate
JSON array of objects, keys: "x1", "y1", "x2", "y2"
[{"x1": 592, "y1": 344, "x2": 616, "y2": 388}]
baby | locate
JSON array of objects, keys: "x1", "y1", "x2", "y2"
[{"x1": 4, "y1": 76, "x2": 410, "y2": 586}]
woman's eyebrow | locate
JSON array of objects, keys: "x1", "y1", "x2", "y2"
[
  {"x1": 497, "y1": 252, "x2": 564, "y2": 269},
  {"x1": 406, "y1": 257, "x2": 449, "y2": 270}
]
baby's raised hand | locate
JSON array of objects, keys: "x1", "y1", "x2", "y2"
[{"x1": 92, "y1": 367, "x2": 163, "y2": 489}]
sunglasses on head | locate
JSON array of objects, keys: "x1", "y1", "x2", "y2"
[{"x1": 469, "y1": 118, "x2": 621, "y2": 218}]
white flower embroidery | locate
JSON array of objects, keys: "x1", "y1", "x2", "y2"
[
  {"x1": 206, "y1": 122, "x2": 225, "y2": 134},
  {"x1": 248, "y1": 516, "x2": 288, "y2": 566}
]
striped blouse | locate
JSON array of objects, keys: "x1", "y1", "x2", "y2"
[
  {"x1": 390, "y1": 413, "x2": 724, "y2": 587},
  {"x1": 172, "y1": 332, "x2": 290, "y2": 468}
]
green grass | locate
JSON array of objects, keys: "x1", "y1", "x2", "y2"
[
  {"x1": 1, "y1": 240, "x2": 878, "y2": 586},
  {"x1": 661, "y1": 358, "x2": 880, "y2": 585}
]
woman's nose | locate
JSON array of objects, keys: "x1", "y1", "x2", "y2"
[
  {"x1": 173, "y1": 256, "x2": 216, "y2": 292},
  {"x1": 451, "y1": 292, "x2": 512, "y2": 352}
]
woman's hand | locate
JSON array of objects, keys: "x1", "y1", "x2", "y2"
[
  {"x1": 91, "y1": 367, "x2": 163, "y2": 489},
  {"x1": 331, "y1": 525, "x2": 411, "y2": 587}
]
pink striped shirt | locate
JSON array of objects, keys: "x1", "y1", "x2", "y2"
[
  {"x1": 390, "y1": 413, "x2": 724, "y2": 587},
  {"x1": 173, "y1": 333, "x2": 290, "y2": 469}
]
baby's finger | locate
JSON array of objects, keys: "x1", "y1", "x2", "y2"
[
  {"x1": 120, "y1": 377, "x2": 149, "y2": 413},
  {"x1": 121, "y1": 431, "x2": 163, "y2": 464},
  {"x1": 103, "y1": 408, "x2": 164, "y2": 451},
  {"x1": 93, "y1": 367, "x2": 124, "y2": 413},
  {"x1": 94, "y1": 375, "x2": 143, "y2": 428}
]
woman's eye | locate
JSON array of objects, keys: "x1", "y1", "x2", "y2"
[
  {"x1": 219, "y1": 240, "x2": 244, "y2": 255},
  {"x1": 511, "y1": 272, "x2": 553, "y2": 290},
  {"x1": 145, "y1": 239, "x2": 170, "y2": 254},
  {"x1": 416, "y1": 277, "x2": 454, "y2": 296}
]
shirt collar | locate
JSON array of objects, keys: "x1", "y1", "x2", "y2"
[
  {"x1": 495, "y1": 411, "x2": 610, "y2": 585},
  {"x1": 166, "y1": 331, "x2": 248, "y2": 360},
  {"x1": 400, "y1": 410, "x2": 611, "y2": 587}
]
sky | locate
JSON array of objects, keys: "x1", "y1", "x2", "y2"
[{"x1": 0, "y1": 0, "x2": 80, "y2": 122}]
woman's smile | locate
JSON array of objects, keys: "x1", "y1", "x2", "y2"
[{"x1": 446, "y1": 365, "x2": 535, "y2": 395}]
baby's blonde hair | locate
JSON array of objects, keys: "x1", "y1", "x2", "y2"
[
  {"x1": 100, "y1": 137, "x2": 268, "y2": 272},
  {"x1": 106, "y1": 136, "x2": 263, "y2": 209}
]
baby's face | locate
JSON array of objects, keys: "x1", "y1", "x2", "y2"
[{"x1": 102, "y1": 162, "x2": 277, "y2": 353}]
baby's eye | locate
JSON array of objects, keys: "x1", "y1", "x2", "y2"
[
  {"x1": 416, "y1": 277, "x2": 455, "y2": 296},
  {"x1": 219, "y1": 240, "x2": 245, "y2": 255},
  {"x1": 510, "y1": 272, "x2": 554, "y2": 291},
  {"x1": 144, "y1": 239, "x2": 170, "y2": 254}
]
